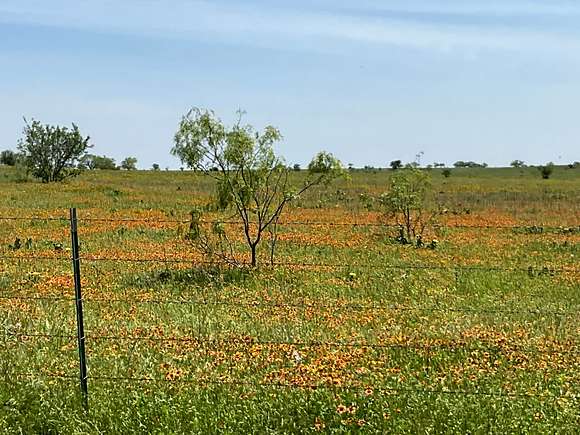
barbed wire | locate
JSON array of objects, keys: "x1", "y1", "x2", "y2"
[
  {"x1": 9, "y1": 372, "x2": 77, "y2": 380},
  {"x1": 81, "y1": 296, "x2": 579, "y2": 317},
  {"x1": 4, "y1": 327, "x2": 578, "y2": 361},
  {"x1": 2, "y1": 211, "x2": 579, "y2": 409},
  {"x1": 85, "y1": 334, "x2": 579, "y2": 355},
  {"x1": 3, "y1": 330, "x2": 576, "y2": 355},
  {"x1": 7, "y1": 370, "x2": 571, "y2": 400},
  {"x1": 77, "y1": 217, "x2": 577, "y2": 231},
  {"x1": 86, "y1": 375, "x2": 573, "y2": 400},
  {"x1": 0, "y1": 254, "x2": 67, "y2": 262},
  {"x1": 0, "y1": 290, "x2": 577, "y2": 317},
  {"x1": 9, "y1": 370, "x2": 579, "y2": 403},
  {"x1": 0, "y1": 214, "x2": 578, "y2": 232},
  {"x1": 0, "y1": 295, "x2": 74, "y2": 302},
  {"x1": 0, "y1": 216, "x2": 67, "y2": 222},
  {"x1": 48, "y1": 254, "x2": 580, "y2": 274},
  {"x1": 1, "y1": 253, "x2": 578, "y2": 275},
  {"x1": 1, "y1": 332, "x2": 76, "y2": 340}
]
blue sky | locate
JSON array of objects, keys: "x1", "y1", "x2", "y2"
[{"x1": 1, "y1": 0, "x2": 579, "y2": 168}]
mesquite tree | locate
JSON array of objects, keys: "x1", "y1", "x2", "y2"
[
  {"x1": 172, "y1": 108, "x2": 344, "y2": 266},
  {"x1": 17, "y1": 119, "x2": 91, "y2": 182},
  {"x1": 380, "y1": 168, "x2": 438, "y2": 245}
]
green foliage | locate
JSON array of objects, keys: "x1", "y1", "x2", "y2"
[
  {"x1": 172, "y1": 108, "x2": 345, "y2": 266},
  {"x1": 17, "y1": 119, "x2": 91, "y2": 182},
  {"x1": 124, "y1": 265, "x2": 249, "y2": 290},
  {"x1": 307, "y1": 151, "x2": 345, "y2": 183},
  {"x1": 537, "y1": 162, "x2": 555, "y2": 179},
  {"x1": 510, "y1": 159, "x2": 526, "y2": 168},
  {"x1": 0, "y1": 150, "x2": 17, "y2": 166},
  {"x1": 442, "y1": 168, "x2": 452, "y2": 178},
  {"x1": 359, "y1": 192, "x2": 375, "y2": 210},
  {"x1": 380, "y1": 168, "x2": 438, "y2": 245},
  {"x1": 0, "y1": 168, "x2": 579, "y2": 433},
  {"x1": 453, "y1": 161, "x2": 488, "y2": 168},
  {"x1": 152, "y1": 163, "x2": 160, "y2": 171},
  {"x1": 120, "y1": 156, "x2": 138, "y2": 170},
  {"x1": 79, "y1": 154, "x2": 118, "y2": 170},
  {"x1": 389, "y1": 160, "x2": 402, "y2": 170},
  {"x1": 382, "y1": 169, "x2": 430, "y2": 216}
]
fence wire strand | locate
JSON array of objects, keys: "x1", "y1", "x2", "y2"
[
  {"x1": 3, "y1": 328, "x2": 578, "y2": 356},
  {"x1": 1, "y1": 292, "x2": 576, "y2": 317},
  {"x1": 2, "y1": 254, "x2": 577, "y2": 276},
  {"x1": 7, "y1": 371, "x2": 571, "y2": 400},
  {"x1": 85, "y1": 375, "x2": 573, "y2": 400},
  {"x1": 1, "y1": 212, "x2": 579, "y2": 405},
  {"x1": 0, "y1": 213, "x2": 578, "y2": 231},
  {"x1": 83, "y1": 334, "x2": 579, "y2": 355},
  {"x1": 80, "y1": 296, "x2": 579, "y2": 317}
]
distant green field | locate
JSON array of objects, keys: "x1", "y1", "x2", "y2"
[{"x1": 0, "y1": 166, "x2": 579, "y2": 433}]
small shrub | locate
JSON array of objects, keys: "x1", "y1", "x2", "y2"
[
  {"x1": 537, "y1": 162, "x2": 554, "y2": 179},
  {"x1": 121, "y1": 157, "x2": 138, "y2": 170},
  {"x1": 359, "y1": 193, "x2": 374, "y2": 210},
  {"x1": 0, "y1": 150, "x2": 17, "y2": 166},
  {"x1": 389, "y1": 160, "x2": 402, "y2": 170},
  {"x1": 380, "y1": 168, "x2": 440, "y2": 246}
]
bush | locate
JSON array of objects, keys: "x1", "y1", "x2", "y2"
[
  {"x1": 79, "y1": 154, "x2": 117, "y2": 170},
  {"x1": 0, "y1": 150, "x2": 17, "y2": 166},
  {"x1": 121, "y1": 157, "x2": 138, "y2": 170},
  {"x1": 390, "y1": 160, "x2": 403, "y2": 170},
  {"x1": 17, "y1": 119, "x2": 91, "y2": 182},
  {"x1": 442, "y1": 169, "x2": 452, "y2": 178},
  {"x1": 380, "y1": 168, "x2": 440, "y2": 246},
  {"x1": 453, "y1": 161, "x2": 487, "y2": 168},
  {"x1": 537, "y1": 162, "x2": 554, "y2": 179}
]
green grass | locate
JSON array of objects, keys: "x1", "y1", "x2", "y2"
[{"x1": 0, "y1": 166, "x2": 579, "y2": 433}]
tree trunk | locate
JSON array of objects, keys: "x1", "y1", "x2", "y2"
[
  {"x1": 405, "y1": 206, "x2": 411, "y2": 240},
  {"x1": 250, "y1": 243, "x2": 257, "y2": 267}
]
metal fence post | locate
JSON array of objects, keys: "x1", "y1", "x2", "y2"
[{"x1": 70, "y1": 208, "x2": 88, "y2": 410}]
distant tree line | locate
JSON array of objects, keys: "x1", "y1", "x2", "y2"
[
  {"x1": 452, "y1": 161, "x2": 488, "y2": 168},
  {"x1": 77, "y1": 154, "x2": 138, "y2": 170},
  {"x1": 2, "y1": 117, "x2": 579, "y2": 183}
]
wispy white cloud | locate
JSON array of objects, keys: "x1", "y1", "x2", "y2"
[
  {"x1": 0, "y1": 0, "x2": 578, "y2": 55},
  {"x1": 328, "y1": 0, "x2": 580, "y2": 17}
]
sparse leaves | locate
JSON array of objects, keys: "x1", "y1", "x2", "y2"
[
  {"x1": 173, "y1": 108, "x2": 344, "y2": 266},
  {"x1": 380, "y1": 168, "x2": 439, "y2": 245}
]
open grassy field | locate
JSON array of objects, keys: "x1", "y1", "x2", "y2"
[{"x1": 0, "y1": 166, "x2": 579, "y2": 433}]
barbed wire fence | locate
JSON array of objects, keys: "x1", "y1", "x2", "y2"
[{"x1": 0, "y1": 209, "x2": 579, "y2": 411}]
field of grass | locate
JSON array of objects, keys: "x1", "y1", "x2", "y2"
[{"x1": 0, "y1": 166, "x2": 579, "y2": 433}]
